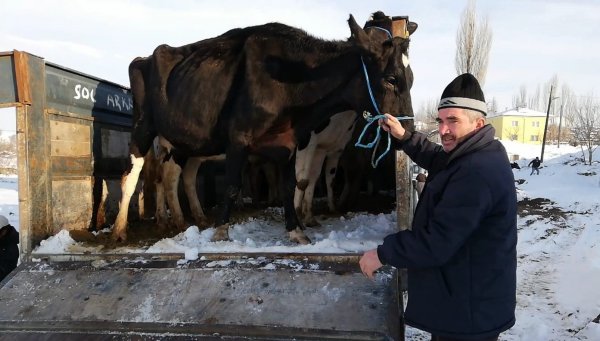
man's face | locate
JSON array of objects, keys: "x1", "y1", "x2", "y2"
[{"x1": 436, "y1": 108, "x2": 485, "y2": 152}]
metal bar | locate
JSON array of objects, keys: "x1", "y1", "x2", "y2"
[{"x1": 0, "y1": 321, "x2": 388, "y2": 340}]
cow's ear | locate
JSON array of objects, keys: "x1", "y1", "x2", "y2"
[
  {"x1": 408, "y1": 22, "x2": 418, "y2": 36},
  {"x1": 348, "y1": 14, "x2": 370, "y2": 51}
]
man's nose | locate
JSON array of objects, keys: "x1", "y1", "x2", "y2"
[{"x1": 439, "y1": 123, "x2": 450, "y2": 134}]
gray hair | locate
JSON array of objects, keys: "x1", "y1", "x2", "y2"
[{"x1": 464, "y1": 109, "x2": 486, "y2": 122}]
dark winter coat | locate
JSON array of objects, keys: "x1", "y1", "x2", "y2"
[
  {"x1": 377, "y1": 125, "x2": 517, "y2": 339},
  {"x1": 528, "y1": 158, "x2": 541, "y2": 168},
  {"x1": 0, "y1": 224, "x2": 19, "y2": 282}
]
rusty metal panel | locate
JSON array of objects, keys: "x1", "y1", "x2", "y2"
[
  {"x1": 51, "y1": 178, "x2": 93, "y2": 232},
  {"x1": 17, "y1": 53, "x2": 52, "y2": 253},
  {"x1": 0, "y1": 54, "x2": 17, "y2": 105},
  {"x1": 13, "y1": 50, "x2": 32, "y2": 105},
  {"x1": 0, "y1": 256, "x2": 402, "y2": 340}
]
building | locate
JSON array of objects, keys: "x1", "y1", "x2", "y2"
[{"x1": 487, "y1": 107, "x2": 551, "y2": 144}]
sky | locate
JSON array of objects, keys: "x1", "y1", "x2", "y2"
[
  {"x1": 0, "y1": 0, "x2": 598, "y2": 126},
  {"x1": 1, "y1": 141, "x2": 599, "y2": 340}
]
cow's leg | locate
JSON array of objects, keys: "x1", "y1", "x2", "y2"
[
  {"x1": 294, "y1": 137, "x2": 317, "y2": 220},
  {"x1": 113, "y1": 154, "x2": 145, "y2": 242},
  {"x1": 154, "y1": 172, "x2": 169, "y2": 229},
  {"x1": 182, "y1": 157, "x2": 209, "y2": 228},
  {"x1": 324, "y1": 150, "x2": 343, "y2": 213},
  {"x1": 283, "y1": 155, "x2": 311, "y2": 244},
  {"x1": 140, "y1": 152, "x2": 159, "y2": 220},
  {"x1": 302, "y1": 150, "x2": 326, "y2": 227},
  {"x1": 213, "y1": 147, "x2": 249, "y2": 241},
  {"x1": 162, "y1": 157, "x2": 186, "y2": 232},
  {"x1": 263, "y1": 161, "x2": 280, "y2": 206},
  {"x1": 93, "y1": 178, "x2": 109, "y2": 230}
]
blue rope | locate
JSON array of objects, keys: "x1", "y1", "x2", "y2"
[
  {"x1": 355, "y1": 56, "x2": 413, "y2": 167},
  {"x1": 355, "y1": 113, "x2": 414, "y2": 168},
  {"x1": 360, "y1": 56, "x2": 383, "y2": 117},
  {"x1": 368, "y1": 26, "x2": 393, "y2": 40}
]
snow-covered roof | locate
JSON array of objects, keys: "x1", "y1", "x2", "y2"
[{"x1": 488, "y1": 107, "x2": 547, "y2": 118}]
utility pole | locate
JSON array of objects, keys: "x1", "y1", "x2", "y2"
[{"x1": 540, "y1": 85, "x2": 558, "y2": 162}]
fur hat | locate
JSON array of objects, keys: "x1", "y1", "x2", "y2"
[
  {"x1": 438, "y1": 73, "x2": 487, "y2": 116},
  {"x1": 0, "y1": 215, "x2": 9, "y2": 229}
]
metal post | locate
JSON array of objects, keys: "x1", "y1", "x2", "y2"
[{"x1": 540, "y1": 86, "x2": 556, "y2": 162}]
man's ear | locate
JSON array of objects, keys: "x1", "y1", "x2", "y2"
[{"x1": 476, "y1": 117, "x2": 486, "y2": 129}]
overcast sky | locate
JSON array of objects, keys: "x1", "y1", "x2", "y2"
[{"x1": 0, "y1": 0, "x2": 598, "y2": 124}]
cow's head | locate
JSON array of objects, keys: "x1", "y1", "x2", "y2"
[{"x1": 349, "y1": 12, "x2": 417, "y2": 131}]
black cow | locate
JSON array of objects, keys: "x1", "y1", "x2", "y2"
[{"x1": 113, "y1": 12, "x2": 415, "y2": 244}]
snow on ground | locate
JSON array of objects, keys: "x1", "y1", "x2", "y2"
[{"x1": 1, "y1": 141, "x2": 599, "y2": 340}]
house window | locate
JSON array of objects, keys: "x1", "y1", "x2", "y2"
[
  {"x1": 531, "y1": 121, "x2": 540, "y2": 127},
  {"x1": 512, "y1": 121, "x2": 519, "y2": 127},
  {"x1": 530, "y1": 135, "x2": 539, "y2": 142}
]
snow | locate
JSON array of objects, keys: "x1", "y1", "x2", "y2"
[{"x1": 1, "y1": 141, "x2": 599, "y2": 340}]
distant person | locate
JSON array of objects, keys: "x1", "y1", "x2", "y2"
[
  {"x1": 360, "y1": 73, "x2": 517, "y2": 341},
  {"x1": 0, "y1": 215, "x2": 19, "y2": 282},
  {"x1": 528, "y1": 157, "x2": 541, "y2": 175}
]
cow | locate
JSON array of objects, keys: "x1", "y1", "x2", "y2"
[
  {"x1": 294, "y1": 110, "x2": 357, "y2": 227},
  {"x1": 113, "y1": 11, "x2": 416, "y2": 244},
  {"x1": 150, "y1": 143, "x2": 225, "y2": 231}
]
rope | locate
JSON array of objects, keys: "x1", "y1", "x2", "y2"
[
  {"x1": 355, "y1": 55, "x2": 413, "y2": 167},
  {"x1": 355, "y1": 112, "x2": 413, "y2": 168},
  {"x1": 367, "y1": 26, "x2": 393, "y2": 40}
]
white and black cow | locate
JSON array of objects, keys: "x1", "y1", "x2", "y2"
[{"x1": 294, "y1": 110, "x2": 357, "y2": 226}]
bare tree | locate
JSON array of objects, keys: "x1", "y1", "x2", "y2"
[
  {"x1": 570, "y1": 95, "x2": 600, "y2": 165},
  {"x1": 0, "y1": 135, "x2": 17, "y2": 175},
  {"x1": 503, "y1": 127, "x2": 520, "y2": 141},
  {"x1": 513, "y1": 85, "x2": 527, "y2": 108},
  {"x1": 487, "y1": 97, "x2": 498, "y2": 114},
  {"x1": 455, "y1": 0, "x2": 493, "y2": 85},
  {"x1": 415, "y1": 98, "x2": 439, "y2": 133},
  {"x1": 529, "y1": 84, "x2": 541, "y2": 111}
]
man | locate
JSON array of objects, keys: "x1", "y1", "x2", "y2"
[
  {"x1": 528, "y1": 156, "x2": 541, "y2": 175},
  {"x1": 0, "y1": 215, "x2": 19, "y2": 282},
  {"x1": 359, "y1": 73, "x2": 517, "y2": 341}
]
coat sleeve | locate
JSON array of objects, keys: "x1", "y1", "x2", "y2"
[
  {"x1": 394, "y1": 131, "x2": 445, "y2": 171},
  {"x1": 377, "y1": 165, "x2": 493, "y2": 269}
]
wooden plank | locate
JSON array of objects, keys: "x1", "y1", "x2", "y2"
[
  {"x1": 49, "y1": 120, "x2": 90, "y2": 157},
  {"x1": 395, "y1": 151, "x2": 413, "y2": 231}
]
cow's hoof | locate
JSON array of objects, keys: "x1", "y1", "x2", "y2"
[
  {"x1": 212, "y1": 224, "x2": 230, "y2": 241},
  {"x1": 304, "y1": 218, "x2": 321, "y2": 228},
  {"x1": 193, "y1": 216, "x2": 210, "y2": 229},
  {"x1": 112, "y1": 229, "x2": 127, "y2": 243},
  {"x1": 289, "y1": 228, "x2": 311, "y2": 244}
]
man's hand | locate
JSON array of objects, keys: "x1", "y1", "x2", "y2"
[
  {"x1": 378, "y1": 113, "x2": 407, "y2": 140},
  {"x1": 359, "y1": 249, "x2": 383, "y2": 280}
]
